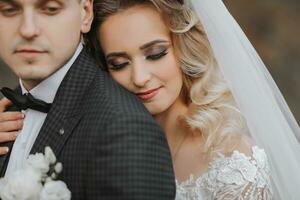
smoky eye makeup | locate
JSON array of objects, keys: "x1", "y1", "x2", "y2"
[
  {"x1": 107, "y1": 57, "x2": 130, "y2": 71},
  {"x1": 144, "y1": 45, "x2": 169, "y2": 61}
]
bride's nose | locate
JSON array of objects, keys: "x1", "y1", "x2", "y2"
[{"x1": 131, "y1": 61, "x2": 151, "y2": 87}]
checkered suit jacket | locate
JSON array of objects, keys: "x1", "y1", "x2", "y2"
[{"x1": 0, "y1": 48, "x2": 176, "y2": 199}]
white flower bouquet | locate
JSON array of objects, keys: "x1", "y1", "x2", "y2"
[{"x1": 0, "y1": 147, "x2": 71, "y2": 200}]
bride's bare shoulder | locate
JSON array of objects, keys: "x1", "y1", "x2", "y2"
[{"x1": 222, "y1": 135, "x2": 257, "y2": 157}]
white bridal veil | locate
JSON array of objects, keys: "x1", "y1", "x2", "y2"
[{"x1": 188, "y1": 0, "x2": 300, "y2": 199}]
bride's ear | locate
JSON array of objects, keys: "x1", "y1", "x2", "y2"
[{"x1": 81, "y1": 0, "x2": 94, "y2": 33}]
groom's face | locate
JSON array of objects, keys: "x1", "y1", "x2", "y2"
[{"x1": 0, "y1": 0, "x2": 93, "y2": 89}]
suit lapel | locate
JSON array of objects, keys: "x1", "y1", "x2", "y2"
[
  {"x1": 0, "y1": 141, "x2": 14, "y2": 176},
  {"x1": 29, "y1": 109, "x2": 83, "y2": 157},
  {"x1": 29, "y1": 48, "x2": 98, "y2": 158}
]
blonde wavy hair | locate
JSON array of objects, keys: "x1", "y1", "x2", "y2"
[{"x1": 85, "y1": 0, "x2": 249, "y2": 156}]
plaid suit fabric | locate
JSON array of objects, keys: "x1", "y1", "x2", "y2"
[{"x1": 0, "y1": 48, "x2": 176, "y2": 199}]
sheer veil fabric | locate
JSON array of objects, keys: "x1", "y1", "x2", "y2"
[{"x1": 188, "y1": 0, "x2": 300, "y2": 199}]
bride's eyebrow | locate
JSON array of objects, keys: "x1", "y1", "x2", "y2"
[
  {"x1": 140, "y1": 39, "x2": 169, "y2": 50},
  {"x1": 106, "y1": 52, "x2": 130, "y2": 60}
]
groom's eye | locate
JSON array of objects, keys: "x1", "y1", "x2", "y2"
[
  {"x1": 0, "y1": 4, "x2": 21, "y2": 17},
  {"x1": 40, "y1": 1, "x2": 62, "y2": 15}
]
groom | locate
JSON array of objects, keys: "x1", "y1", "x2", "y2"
[{"x1": 0, "y1": 0, "x2": 175, "y2": 199}]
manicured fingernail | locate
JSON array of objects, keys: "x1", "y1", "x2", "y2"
[
  {"x1": 4, "y1": 147, "x2": 9, "y2": 153},
  {"x1": 21, "y1": 113, "x2": 25, "y2": 118}
]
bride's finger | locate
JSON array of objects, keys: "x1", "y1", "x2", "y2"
[
  {"x1": 0, "y1": 112, "x2": 24, "y2": 122},
  {"x1": 0, "y1": 147, "x2": 9, "y2": 156},
  {"x1": 0, "y1": 98, "x2": 13, "y2": 112},
  {"x1": 0, "y1": 131, "x2": 19, "y2": 142},
  {"x1": 0, "y1": 120, "x2": 23, "y2": 132},
  {"x1": 0, "y1": 131, "x2": 18, "y2": 156}
]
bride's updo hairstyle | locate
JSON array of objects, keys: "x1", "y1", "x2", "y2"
[{"x1": 85, "y1": 0, "x2": 249, "y2": 156}]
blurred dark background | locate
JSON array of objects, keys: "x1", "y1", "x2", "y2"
[{"x1": 0, "y1": 0, "x2": 299, "y2": 124}]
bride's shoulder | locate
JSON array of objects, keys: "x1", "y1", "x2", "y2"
[
  {"x1": 176, "y1": 136, "x2": 273, "y2": 200},
  {"x1": 204, "y1": 135, "x2": 271, "y2": 188},
  {"x1": 223, "y1": 135, "x2": 256, "y2": 156},
  {"x1": 212, "y1": 135, "x2": 269, "y2": 170}
]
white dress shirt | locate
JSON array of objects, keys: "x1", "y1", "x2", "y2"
[{"x1": 5, "y1": 44, "x2": 83, "y2": 176}]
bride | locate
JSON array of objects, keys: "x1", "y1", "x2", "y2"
[{"x1": 1, "y1": 0, "x2": 300, "y2": 199}]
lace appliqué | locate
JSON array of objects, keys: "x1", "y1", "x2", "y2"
[{"x1": 176, "y1": 146, "x2": 273, "y2": 200}]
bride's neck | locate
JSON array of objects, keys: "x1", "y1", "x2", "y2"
[{"x1": 154, "y1": 98, "x2": 188, "y2": 156}]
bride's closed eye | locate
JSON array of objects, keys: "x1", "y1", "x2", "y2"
[
  {"x1": 145, "y1": 46, "x2": 168, "y2": 61},
  {"x1": 107, "y1": 44, "x2": 170, "y2": 71},
  {"x1": 146, "y1": 48, "x2": 168, "y2": 61},
  {"x1": 107, "y1": 58, "x2": 130, "y2": 71}
]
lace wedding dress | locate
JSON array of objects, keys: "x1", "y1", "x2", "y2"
[{"x1": 176, "y1": 146, "x2": 272, "y2": 200}]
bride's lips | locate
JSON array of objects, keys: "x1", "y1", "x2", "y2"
[{"x1": 136, "y1": 87, "x2": 161, "y2": 101}]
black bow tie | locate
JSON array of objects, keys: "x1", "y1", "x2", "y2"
[{"x1": 1, "y1": 87, "x2": 52, "y2": 113}]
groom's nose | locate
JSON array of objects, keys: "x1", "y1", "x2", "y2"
[{"x1": 19, "y1": 11, "x2": 40, "y2": 40}]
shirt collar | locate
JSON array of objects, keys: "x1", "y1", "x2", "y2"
[{"x1": 20, "y1": 43, "x2": 83, "y2": 104}]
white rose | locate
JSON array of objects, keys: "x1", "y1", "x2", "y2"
[
  {"x1": 26, "y1": 152, "x2": 50, "y2": 175},
  {"x1": 40, "y1": 180, "x2": 71, "y2": 200},
  {"x1": 54, "y1": 162, "x2": 63, "y2": 174},
  {"x1": 0, "y1": 168, "x2": 43, "y2": 200},
  {"x1": 45, "y1": 146, "x2": 57, "y2": 165}
]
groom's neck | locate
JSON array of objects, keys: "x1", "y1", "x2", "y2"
[{"x1": 21, "y1": 79, "x2": 43, "y2": 91}]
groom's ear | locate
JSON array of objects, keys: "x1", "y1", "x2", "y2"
[{"x1": 81, "y1": 0, "x2": 94, "y2": 34}]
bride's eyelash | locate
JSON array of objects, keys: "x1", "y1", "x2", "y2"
[
  {"x1": 108, "y1": 61, "x2": 130, "y2": 71},
  {"x1": 107, "y1": 48, "x2": 168, "y2": 71},
  {"x1": 146, "y1": 49, "x2": 168, "y2": 60}
]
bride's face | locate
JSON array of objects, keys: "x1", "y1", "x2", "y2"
[{"x1": 99, "y1": 5, "x2": 183, "y2": 115}]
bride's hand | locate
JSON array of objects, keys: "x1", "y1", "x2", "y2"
[{"x1": 0, "y1": 98, "x2": 23, "y2": 155}]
